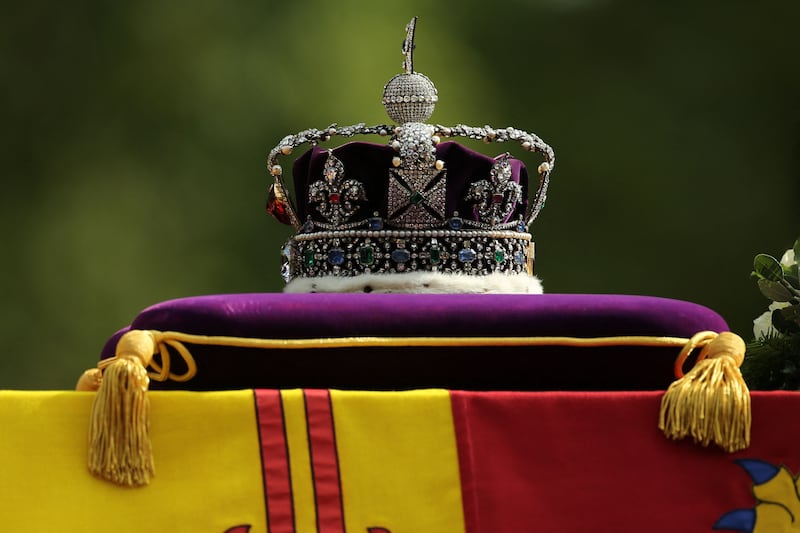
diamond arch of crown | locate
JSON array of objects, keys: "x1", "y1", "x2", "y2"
[
  {"x1": 265, "y1": 16, "x2": 555, "y2": 231},
  {"x1": 266, "y1": 123, "x2": 555, "y2": 231}
]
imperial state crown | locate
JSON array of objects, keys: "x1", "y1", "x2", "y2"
[{"x1": 266, "y1": 17, "x2": 555, "y2": 294}]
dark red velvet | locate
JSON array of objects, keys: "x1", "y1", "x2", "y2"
[{"x1": 100, "y1": 294, "x2": 728, "y2": 392}]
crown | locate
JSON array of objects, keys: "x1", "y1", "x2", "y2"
[{"x1": 266, "y1": 18, "x2": 555, "y2": 293}]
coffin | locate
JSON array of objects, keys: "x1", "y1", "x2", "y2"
[{"x1": 1, "y1": 293, "x2": 784, "y2": 533}]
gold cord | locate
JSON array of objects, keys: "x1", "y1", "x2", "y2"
[{"x1": 99, "y1": 331, "x2": 712, "y2": 383}]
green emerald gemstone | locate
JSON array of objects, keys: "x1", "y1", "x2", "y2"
[
  {"x1": 410, "y1": 191, "x2": 424, "y2": 205},
  {"x1": 359, "y1": 245, "x2": 375, "y2": 265},
  {"x1": 304, "y1": 249, "x2": 315, "y2": 266},
  {"x1": 494, "y1": 249, "x2": 505, "y2": 263},
  {"x1": 429, "y1": 246, "x2": 441, "y2": 265}
]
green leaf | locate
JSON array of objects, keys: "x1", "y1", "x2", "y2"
[
  {"x1": 773, "y1": 305, "x2": 800, "y2": 335},
  {"x1": 742, "y1": 336, "x2": 800, "y2": 390},
  {"x1": 783, "y1": 304, "x2": 800, "y2": 325},
  {"x1": 754, "y1": 254, "x2": 784, "y2": 282},
  {"x1": 785, "y1": 274, "x2": 800, "y2": 292},
  {"x1": 794, "y1": 238, "x2": 800, "y2": 263},
  {"x1": 758, "y1": 279, "x2": 795, "y2": 302}
]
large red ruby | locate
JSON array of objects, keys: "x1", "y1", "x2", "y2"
[
  {"x1": 266, "y1": 184, "x2": 292, "y2": 225},
  {"x1": 329, "y1": 193, "x2": 341, "y2": 204},
  {"x1": 492, "y1": 193, "x2": 504, "y2": 204}
]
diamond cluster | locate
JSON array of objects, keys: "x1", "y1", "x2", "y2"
[
  {"x1": 307, "y1": 151, "x2": 366, "y2": 227},
  {"x1": 382, "y1": 73, "x2": 438, "y2": 124},
  {"x1": 466, "y1": 153, "x2": 523, "y2": 226}
]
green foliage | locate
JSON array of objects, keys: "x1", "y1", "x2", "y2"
[
  {"x1": 757, "y1": 279, "x2": 794, "y2": 302},
  {"x1": 743, "y1": 335, "x2": 800, "y2": 390},
  {"x1": 750, "y1": 243, "x2": 800, "y2": 335},
  {"x1": 754, "y1": 254, "x2": 784, "y2": 283},
  {"x1": 774, "y1": 306, "x2": 800, "y2": 335},
  {"x1": 743, "y1": 237, "x2": 800, "y2": 389},
  {"x1": 795, "y1": 239, "x2": 800, "y2": 267}
]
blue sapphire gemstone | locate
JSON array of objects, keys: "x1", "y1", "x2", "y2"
[
  {"x1": 458, "y1": 248, "x2": 477, "y2": 263},
  {"x1": 368, "y1": 217, "x2": 384, "y2": 230},
  {"x1": 303, "y1": 220, "x2": 315, "y2": 233},
  {"x1": 391, "y1": 249, "x2": 411, "y2": 263},
  {"x1": 514, "y1": 251, "x2": 525, "y2": 265},
  {"x1": 517, "y1": 220, "x2": 526, "y2": 232},
  {"x1": 327, "y1": 248, "x2": 345, "y2": 265},
  {"x1": 449, "y1": 217, "x2": 463, "y2": 230}
]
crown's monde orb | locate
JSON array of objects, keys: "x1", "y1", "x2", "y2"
[
  {"x1": 265, "y1": 16, "x2": 555, "y2": 294},
  {"x1": 382, "y1": 72, "x2": 438, "y2": 124}
]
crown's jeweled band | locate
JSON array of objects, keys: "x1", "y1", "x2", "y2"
[{"x1": 282, "y1": 228, "x2": 533, "y2": 282}]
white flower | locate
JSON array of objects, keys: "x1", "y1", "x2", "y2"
[
  {"x1": 780, "y1": 249, "x2": 796, "y2": 269},
  {"x1": 753, "y1": 311, "x2": 775, "y2": 339},
  {"x1": 753, "y1": 301, "x2": 791, "y2": 339}
]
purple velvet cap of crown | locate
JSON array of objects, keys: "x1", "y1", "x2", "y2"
[
  {"x1": 100, "y1": 293, "x2": 729, "y2": 392},
  {"x1": 292, "y1": 141, "x2": 529, "y2": 226}
]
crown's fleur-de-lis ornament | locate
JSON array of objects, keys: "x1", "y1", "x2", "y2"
[
  {"x1": 307, "y1": 151, "x2": 367, "y2": 227},
  {"x1": 266, "y1": 17, "x2": 555, "y2": 293},
  {"x1": 466, "y1": 153, "x2": 523, "y2": 227}
]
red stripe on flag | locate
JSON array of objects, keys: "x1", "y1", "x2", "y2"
[
  {"x1": 254, "y1": 390, "x2": 295, "y2": 533},
  {"x1": 305, "y1": 389, "x2": 346, "y2": 533}
]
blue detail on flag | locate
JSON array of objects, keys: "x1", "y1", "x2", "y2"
[
  {"x1": 713, "y1": 508, "x2": 755, "y2": 532},
  {"x1": 735, "y1": 458, "x2": 780, "y2": 485}
]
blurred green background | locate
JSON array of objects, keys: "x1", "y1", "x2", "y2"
[{"x1": 1, "y1": 0, "x2": 798, "y2": 388}]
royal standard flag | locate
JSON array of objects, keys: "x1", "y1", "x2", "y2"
[{"x1": 1, "y1": 389, "x2": 799, "y2": 532}]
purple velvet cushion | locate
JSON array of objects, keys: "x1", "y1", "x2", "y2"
[{"x1": 101, "y1": 294, "x2": 728, "y2": 392}]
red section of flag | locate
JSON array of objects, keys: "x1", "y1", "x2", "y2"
[
  {"x1": 451, "y1": 391, "x2": 800, "y2": 533},
  {"x1": 305, "y1": 389, "x2": 346, "y2": 533},
  {"x1": 255, "y1": 390, "x2": 295, "y2": 533}
]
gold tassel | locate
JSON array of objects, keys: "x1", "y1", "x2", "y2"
[
  {"x1": 75, "y1": 368, "x2": 102, "y2": 392},
  {"x1": 659, "y1": 331, "x2": 750, "y2": 452},
  {"x1": 87, "y1": 330, "x2": 157, "y2": 487}
]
